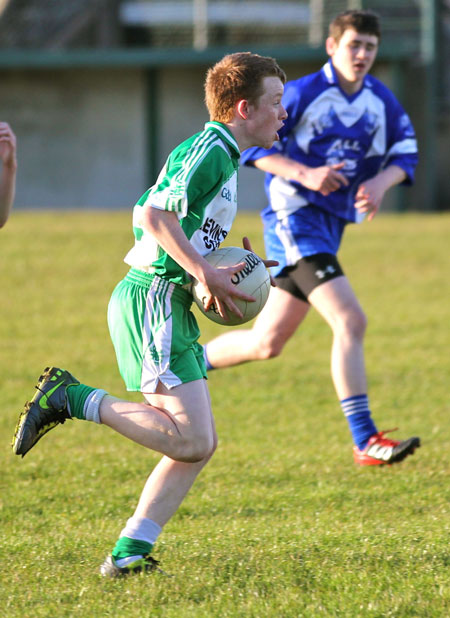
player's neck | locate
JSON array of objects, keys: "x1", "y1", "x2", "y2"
[
  {"x1": 336, "y1": 74, "x2": 364, "y2": 95},
  {"x1": 332, "y1": 65, "x2": 365, "y2": 95},
  {"x1": 226, "y1": 122, "x2": 250, "y2": 153}
]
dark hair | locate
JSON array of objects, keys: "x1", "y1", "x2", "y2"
[
  {"x1": 204, "y1": 52, "x2": 286, "y2": 123},
  {"x1": 329, "y1": 9, "x2": 381, "y2": 42}
]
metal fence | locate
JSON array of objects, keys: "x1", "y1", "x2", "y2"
[{"x1": 0, "y1": 0, "x2": 425, "y2": 53}]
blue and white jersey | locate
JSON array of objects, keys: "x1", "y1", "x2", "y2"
[{"x1": 241, "y1": 60, "x2": 418, "y2": 223}]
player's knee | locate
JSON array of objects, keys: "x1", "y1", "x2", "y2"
[
  {"x1": 336, "y1": 307, "x2": 367, "y2": 341},
  {"x1": 253, "y1": 332, "x2": 285, "y2": 360},
  {"x1": 352, "y1": 308, "x2": 367, "y2": 339},
  {"x1": 175, "y1": 431, "x2": 216, "y2": 463},
  {"x1": 200, "y1": 433, "x2": 218, "y2": 463}
]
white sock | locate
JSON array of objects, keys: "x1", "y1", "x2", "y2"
[
  {"x1": 119, "y1": 516, "x2": 162, "y2": 545},
  {"x1": 115, "y1": 517, "x2": 162, "y2": 568},
  {"x1": 83, "y1": 389, "x2": 107, "y2": 423}
]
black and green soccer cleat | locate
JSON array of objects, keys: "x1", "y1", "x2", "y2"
[
  {"x1": 99, "y1": 554, "x2": 168, "y2": 578},
  {"x1": 12, "y1": 366, "x2": 79, "y2": 457}
]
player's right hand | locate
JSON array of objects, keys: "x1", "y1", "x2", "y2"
[{"x1": 298, "y1": 162, "x2": 349, "y2": 195}]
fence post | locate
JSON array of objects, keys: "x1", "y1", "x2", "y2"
[{"x1": 420, "y1": 0, "x2": 438, "y2": 210}]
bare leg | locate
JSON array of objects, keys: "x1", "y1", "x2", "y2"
[
  {"x1": 133, "y1": 382, "x2": 217, "y2": 527},
  {"x1": 100, "y1": 379, "x2": 217, "y2": 529},
  {"x1": 134, "y1": 456, "x2": 212, "y2": 527},
  {"x1": 308, "y1": 276, "x2": 368, "y2": 400},
  {"x1": 205, "y1": 286, "x2": 310, "y2": 368},
  {"x1": 99, "y1": 379, "x2": 215, "y2": 463}
]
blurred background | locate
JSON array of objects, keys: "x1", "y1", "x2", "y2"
[{"x1": 0, "y1": 0, "x2": 447, "y2": 212}]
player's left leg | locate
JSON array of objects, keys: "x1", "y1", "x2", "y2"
[
  {"x1": 100, "y1": 377, "x2": 217, "y2": 577},
  {"x1": 308, "y1": 276, "x2": 420, "y2": 465},
  {"x1": 134, "y1": 380, "x2": 217, "y2": 525}
]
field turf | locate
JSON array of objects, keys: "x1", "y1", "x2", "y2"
[{"x1": 1, "y1": 211, "x2": 449, "y2": 617}]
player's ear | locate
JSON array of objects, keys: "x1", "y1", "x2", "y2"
[
  {"x1": 237, "y1": 99, "x2": 250, "y2": 120},
  {"x1": 325, "y1": 36, "x2": 337, "y2": 56}
]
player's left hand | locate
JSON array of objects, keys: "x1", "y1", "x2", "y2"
[
  {"x1": 0, "y1": 122, "x2": 17, "y2": 167},
  {"x1": 354, "y1": 178, "x2": 386, "y2": 221},
  {"x1": 242, "y1": 236, "x2": 279, "y2": 286}
]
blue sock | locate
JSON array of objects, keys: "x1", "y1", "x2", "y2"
[
  {"x1": 340, "y1": 394, "x2": 377, "y2": 450},
  {"x1": 203, "y1": 345, "x2": 215, "y2": 371}
]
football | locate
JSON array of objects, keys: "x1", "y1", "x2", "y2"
[{"x1": 192, "y1": 246, "x2": 270, "y2": 326}]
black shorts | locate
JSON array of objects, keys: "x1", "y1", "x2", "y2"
[{"x1": 275, "y1": 253, "x2": 344, "y2": 303}]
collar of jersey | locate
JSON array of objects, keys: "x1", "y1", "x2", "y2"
[
  {"x1": 204, "y1": 122, "x2": 241, "y2": 158},
  {"x1": 323, "y1": 59, "x2": 373, "y2": 95}
]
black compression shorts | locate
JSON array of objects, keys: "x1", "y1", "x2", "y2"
[{"x1": 275, "y1": 253, "x2": 344, "y2": 303}]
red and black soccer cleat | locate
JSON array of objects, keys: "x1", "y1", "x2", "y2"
[{"x1": 353, "y1": 429, "x2": 420, "y2": 466}]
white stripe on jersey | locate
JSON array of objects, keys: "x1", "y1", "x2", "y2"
[
  {"x1": 205, "y1": 121, "x2": 240, "y2": 152},
  {"x1": 385, "y1": 138, "x2": 419, "y2": 157},
  {"x1": 168, "y1": 132, "x2": 218, "y2": 211}
]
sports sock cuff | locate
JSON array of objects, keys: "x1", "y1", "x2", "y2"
[
  {"x1": 84, "y1": 389, "x2": 107, "y2": 423},
  {"x1": 66, "y1": 383, "x2": 97, "y2": 420},
  {"x1": 340, "y1": 394, "x2": 369, "y2": 416},
  {"x1": 340, "y1": 394, "x2": 377, "y2": 450},
  {"x1": 119, "y1": 516, "x2": 162, "y2": 545},
  {"x1": 112, "y1": 537, "x2": 153, "y2": 561}
]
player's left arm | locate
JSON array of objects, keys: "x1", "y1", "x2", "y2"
[
  {"x1": 356, "y1": 94, "x2": 418, "y2": 221},
  {"x1": 354, "y1": 165, "x2": 407, "y2": 221},
  {"x1": 0, "y1": 122, "x2": 17, "y2": 228}
]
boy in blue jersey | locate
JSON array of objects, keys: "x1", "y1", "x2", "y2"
[
  {"x1": 12, "y1": 53, "x2": 286, "y2": 576},
  {"x1": 204, "y1": 10, "x2": 421, "y2": 466}
]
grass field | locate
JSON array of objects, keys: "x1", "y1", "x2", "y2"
[{"x1": 1, "y1": 211, "x2": 449, "y2": 617}]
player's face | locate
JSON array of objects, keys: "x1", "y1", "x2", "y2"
[
  {"x1": 246, "y1": 76, "x2": 287, "y2": 149},
  {"x1": 327, "y1": 28, "x2": 378, "y2": 93}
]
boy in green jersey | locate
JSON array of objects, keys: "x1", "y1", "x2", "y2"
[{"x1": 12, "y1": 52, "x2": 287, "y2": 576}]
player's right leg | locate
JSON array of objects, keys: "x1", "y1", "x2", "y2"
[
  {"x1": 12, "y1": 366, "x2": 81, "y2": 456},
  {"x1": 12, "y1": 371, "x2": 213, "y2": 463},
  {"x1": 14, "y1": 268, "x2": 213, "y2": 459},
  {"x1": 204, "y1": 285, "x2": 309, "y2": 369},
  {"x1": 99, "y1": 378, "x2": 216, "y2": 463}
]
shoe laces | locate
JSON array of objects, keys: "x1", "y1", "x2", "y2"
[
  {"x1": 372, "y1": 427, "x2": 400, "y2": 447},
  {"x1": 143, "y1": 554, "x2": 172, "y2": 577},
  {"x1": 143, "y1": 554, "x2": 160, "y2": 566}
]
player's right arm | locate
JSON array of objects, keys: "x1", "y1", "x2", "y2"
[
  {"x1": 253, "y1": 153, "x2": 349, "y2": 196},
  {"x1": 140, "y1": 204, "x2": 254, "y2": 320},
  {"x1": 0, "y1": 122, "x2": 17, "y2": 228}
]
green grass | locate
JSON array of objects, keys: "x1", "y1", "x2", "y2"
[{"x1": 1, "y1": 211, "x2": 449, "y2": 617}]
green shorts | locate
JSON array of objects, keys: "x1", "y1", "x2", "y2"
[{"x1": 108, "y1": 268, "x2": 207, "y2": 392}]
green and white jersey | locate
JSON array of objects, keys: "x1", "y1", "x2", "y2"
[{"x1": 124, "y1": 121, "x2": 240, "y2": 286}]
